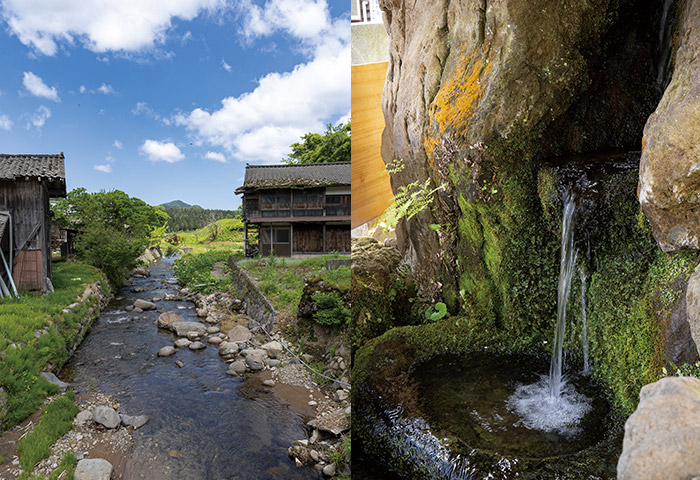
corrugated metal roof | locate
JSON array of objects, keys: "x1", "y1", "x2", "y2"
[
  {"x1": 0, "y1": 154, "x2": 65, "y2": 181},
  {"x1": 242, "y1": 162, "x2": 350, "y2": 189}
]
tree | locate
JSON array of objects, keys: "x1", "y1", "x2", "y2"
[
  {"x1": 52, "y1": 188, "x2": 169, "y2": 286},
  {"x1": 283, "y1": 122, "x2": 350, "y2": 164}
]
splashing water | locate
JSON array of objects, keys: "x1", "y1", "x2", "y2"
[
  {"x1": 580, "y1": 268, "x2": 590, "y2": 375},
  {"x1": 508, "y1": 189, "x2": 592, "y2": 432}
]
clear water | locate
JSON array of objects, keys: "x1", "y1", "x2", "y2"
[{"x1": 60, "y1": 258, "x2": 316, "y2": 480}]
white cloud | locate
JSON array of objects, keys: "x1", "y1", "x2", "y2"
[
  {"x1": 204, "y1": 151, "x2": 227, "y2": 163},
  {"x1": 79, "y1": 85, "x2": 87, "y2": 93},
  {"x1": 175, "y1": 42, "x2": 349, "y2": 163},
  {"x1": 97, "y1": 83, "x2": 115, "y2": 94},
  {"x1": 241, "y1": 0, "x2": 331, "y2": 41},
  {"x1": 94, "y1": 164, "x2": 112, "y2": 173},
  {"x1": 1, "y1": 0, "x2": 226, "y2": 56},
  {"x1": 113, "y1": 139, "x2": 123, "y2": 149},
  {"x1": 27, "y1": 105, "x2": 51, "y2": 129},
  {"x1": 0, "y1": 114, "x2": 12, "y2": 131},
  {"x1": 221, "y1": 57, "x2": 232, "y2": 72},
  {"x1": 139, "y1": 139, "x2": 185, "y2": 163},
  {"x1": 22, "y1": 71, "x2": 60, "y2": 101}
]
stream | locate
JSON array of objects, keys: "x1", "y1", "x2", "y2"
[{"x1": 60, "y1": 257, "x2": 317, "y2": 480}]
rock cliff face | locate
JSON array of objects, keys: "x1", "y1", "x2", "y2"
[
  {"x1": 380, "y1": 0, "x2": 664, "y2": 305},
  {"x1": 638, "y1": 0, "x2": 700, "y2": 252}
]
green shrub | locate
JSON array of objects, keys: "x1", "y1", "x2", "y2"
[
  {"x1": 174, "y1": 250, "x2": 232, "y2": 293},
  {"x1": 18, "y1": 393, "x2": 78, "y2": 471},
  {"x1": 312, "y1": 291, "x2": 350, "y2": 326},
  {"x1": 50, "y1": 451, "x2": 77, "y2": 480}
]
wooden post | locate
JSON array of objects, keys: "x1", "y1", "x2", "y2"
[
  {"x1": 322, "y1": 224, "x2": 326, "y2": 253},
  {"x1": 290, "y1": 223, "x2": 294, "y2": 255},
  {"x1": 244, "y1": 223, "x2": 248, "y2": 255}
]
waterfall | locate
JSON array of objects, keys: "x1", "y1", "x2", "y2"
[
  {"x1": 549, "y1": 191, "x2": 578, "y2": 399},
  {"x1": 656, "y1": 0, "x2": 675, "y2": 90},
  {"x1": 580, "y1": 268, "x2": 590, "y2": 375}
]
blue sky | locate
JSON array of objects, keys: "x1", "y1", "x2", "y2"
[{"x1": 0, "y1": 0, "x2": 349, "y2": 209}]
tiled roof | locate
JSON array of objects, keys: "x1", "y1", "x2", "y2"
[
  {"x1": 0, "y1": 153, "x2": 65, "y2": 180},
  {"x1": 0, "y1": 153, "x2": 67, "y2": 196},
  {"x1": 241, "y1": 162, "x2": 350, "y2": 189}
]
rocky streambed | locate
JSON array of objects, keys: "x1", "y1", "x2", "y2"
[{"x1": 53, "y1": 257, "x2": 345, "y2": 479}]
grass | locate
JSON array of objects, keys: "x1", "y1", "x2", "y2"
[
  {"x1": 49, "y1": 452, "x2": 77, "y2": 480},
  {"x1": 237, "y1": 255, "x2": 350, "y2": 315},
  {"x1": 18, "y1": 391, "x2": 78, "y2": 472},
  {"x1": 170, "y1": 218, "x2": 244, "y2": 246},
  {"x1": 173, "y1": 247, "x2": 240, "y2": 293},
  {"x1": 0, "y1": 261, "x2": 105, "y2": 431}
]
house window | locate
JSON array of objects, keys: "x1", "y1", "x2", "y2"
[
  {"x1": 325, "y1": 195, "x2": 350, "y2": 216},
  {"x1": 260, "y1": 189, "x2": 291, "y2": 217},
  {"x1": 292, "y1": 188, "x2": 324, "y2": 217}
]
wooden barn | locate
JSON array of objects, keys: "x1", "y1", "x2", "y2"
[
  {"x1": 0, "y1": 154, "x2": 66, "y2": 293},
  {"x1": 236, "y1": 163, "x2": 351, "y2": 257}
]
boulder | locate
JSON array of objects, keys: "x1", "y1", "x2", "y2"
[
  {"x1": 227, "y1": 360, "x2": 247, "y2": 375},
  {"x1": 75, "y1": 410, "x2": 92, "y2": 425},
  {"x1": 74, "y1": 458, "x2": 113, "y2": 480},
  {"x1": 157, "y1": 312, "x2": 184, "y2": 330},
  {"x1": 243, "y1": 349, "x2": 266, "y2": 371},
  {"x1": 218, "y1": 341, "x2": 239, "y2": 356},
  {"x1": 228, "y1": 325, "x2": 252, "y2": 343},
  {"x1": 261, "y1": 341, "x2": 283, "y2": 359},
  {"x1": 207, "y1": 326, "x2": 220, "y2": 334},
  {"x1": 188, "y1": 341, "x2": 206, "y2": 350},
  {"x1": 157, "y1": 346, "x2": 176, "y2": 357},
  {"x1": 134, "y1": 299, "x2": 156, "y2": 311},
  {"x1": 40, "y1": 372, "x2": 69, "y2": 393},
  {"x1": 638, "y1": 0, "x2": 700, "y2": 252},
  {"x1": 131, "y1": 267, "x2": 150, "y2": 278},
  {"x1": 687, "y1": 263, "x2": 700, "y2": 353},
  {"x1": 208, "y1": 336, "x2": 223, "y2": 345},
  {"x1": 322, "y1": 463, "x2": 336, "y2": 478},
  {"x1": 92, "y1": 406, "x2": 120, "y2": 429},
  {"x1": 172, "y1": 321, "x2": 207, "y2": 337},
  {"x1": 618, "y1": 376, "x2": 700, "y2": 479},
  {"x1": 121, "y1": 414, "x2": 149, "y2": 429}
]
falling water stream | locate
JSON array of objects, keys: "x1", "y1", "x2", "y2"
[{"x1": 507, "y1": 189, "x2": 592, "y2": 433}]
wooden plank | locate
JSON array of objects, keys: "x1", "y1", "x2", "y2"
[{"x1": 351, "y1": 62, "x2": 395, "y2": 229}]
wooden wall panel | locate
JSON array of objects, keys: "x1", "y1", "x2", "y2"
[{"x1": 351, "y1": 62, "x2": 394, "y2": 229}]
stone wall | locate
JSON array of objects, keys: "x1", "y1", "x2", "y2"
[
  {"x1": 53, "y1": 280, "x2": 111, "y2": 372},
  {"x1": 227, "y1": 256, "x2": 277, "y2": 332}
]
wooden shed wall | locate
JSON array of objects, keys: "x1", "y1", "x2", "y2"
[{"x1": 0, "y1": 179, "x2": 51, "y2": 290}]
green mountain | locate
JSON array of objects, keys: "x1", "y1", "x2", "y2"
[{"x1": 160, "y1": 200, "x2": 203, "y2": 209}]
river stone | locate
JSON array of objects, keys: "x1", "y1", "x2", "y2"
[
  {"x1": 618, "y1": 376, "x2": 700, "y2": 479},
  {"x1": 157, "y1": 312, "x2": 184, "y2": 330},
  {"x1": 227, "y1": 360, "x2": 247, "y2": 375},
  {"x1": 157, "y1": 346, "x2": 176, "y2": 357},
  {"x1": 228, "y1": 325, "x2": 252, "y2": 343},
  {"x1": 175, "y1": 360, "x2": 184, "y2": 368},
  {"x1": 172, "y1": 321, "x2": 207, "y2": 337},
  {"x1": 132, "y1": 267, "x2": 150, "y2": 278},
  {"x1": 263, "y1": 379, "x2": 275, "y2": 387},
  {"x1": 687, "y1": 263, "x2": 700, "y2": 353},
  {"x1": 121, "y1": 414, "x2": 149, "y2": 429},
  {"x1": 208, "y1": 336, "x2": 223, "y2": 345},
  {"x1": 164, "y1": 293, "x2": 181, "y2": 301},
  {"x1": 134, "y1": 299, "x2": 156, "y2": 311},
  {"x1": 189, "y1": 341, "x2": 206, "y2": 350},
  {"x1": 74, "y1": 458, "x2": 113, "y2": 480},
  {"x1": 243, "y1": 349, "x2": 266, "y2": 370},
  {"x1": 218, "y1": 341, "x2": 238, "y2": 356},
  {"x1": 638, "y1": 0, "x2": 700, "y2": 253},
  {"x1": 186, "y1": 331, "x2": 201, "y2": 341},
  {"x1": 261, "y1": 341, "x2": 283, "y2": 359},
  {"x1": 196, "y1": 308, "x2": 208, "y2": 317},
  {"x1": 92, "y1": 406, "x2": 120, "y2": 429},
  {"x1": 174, "y1": 338, "x2": 192, "y2": 348},
  {"x1": 75, "y1": 410, "x2": 92, "y2": 425},
  {"x1": 207, "y1": 326, "x2": 220, "y2": 334},
  {"x1": 322, "y1": 463, "x2": 336, "y2": 477},
  {"x1": 40, "y1": 372, "x2": 69, "y2": 393},
  {"x1": 307, "y1": 409, "x2": 350, "y2": 436}
]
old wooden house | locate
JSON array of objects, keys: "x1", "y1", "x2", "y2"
[
  {"x1": 0, "y1": 154, "x2": 66, "y2": 293},
  {"x1": 236, "y1": 162, "x2": 351, "y2": 257}
]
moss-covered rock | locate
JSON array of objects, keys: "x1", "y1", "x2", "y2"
[{"x1": 351, "y1": 237, "x2": 419, "y2": 353}]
